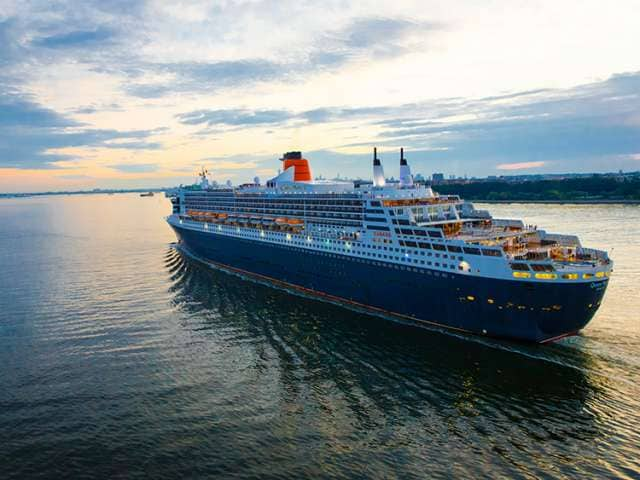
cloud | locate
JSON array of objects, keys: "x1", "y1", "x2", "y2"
[
  {"x1": 199, "y1": 158, "x2": 261, "y2": 170},
  {"x1": 497, "y1": 161, "x2": 546, "y2": 170},
  {"x1": 59, "y1": 174, "x2": 93, "y2": 180},
  {"x1": 0, "y1": 19, "x2": 23, "y2": 67},
  {"x1": 101, "y1": 140, "x2": 162, "y2": 150},
  {"x1": 0, "y1": 93, "x2": 164, "y2": 168},
  {"x1": 1, "y1": 5, "x2": 444, "y2": 102},
  {"x1": 32, "y1": 28, "x2": 114, "y2": 49},
  {"x1": 171, "y1": 71, "x2": 640, "y2": 176},
  {"x1": 177, "y1": 108, "x2": 292, "y2": 127},
  {"x1": 176, "y1": 105, "x2": 396, "y2": 129},
  {"x1": 110, "y1": 163, "x2": 158, "y2": 173},
  {"x1": 122, "y1": 16, "x2": 441, "y2": 99},
  {"x1": 0, "y1": 94, "x2": 77, "y2": 128},
  {"x1": 124, "y1": 59, "x2": 284, "y2": 98},
  {"x1": 0, "y1": 1, "x2": 146, "y2": 89},
  {"x1": 329, "y1": 17, "x2": 439, "y2": 60},
  {"x1": 72, "y1": 103, "x2": 123, "y2": 115},
  {"x1": 300, "y1": 106, "x2": 395, "y2": 124},
  {"x1": 365, "y1": 72, "x2": 640, "y2": 172}
]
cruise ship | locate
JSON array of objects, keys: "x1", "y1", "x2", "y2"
[{"x1": 166, "y1": 150, "x2": 612, "y2": 343}]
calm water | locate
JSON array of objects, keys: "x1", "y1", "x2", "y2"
[{"x1": 1, "y1": 194, "x2": 639, "y2": 479}]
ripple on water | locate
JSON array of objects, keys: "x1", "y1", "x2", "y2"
[{"x1": 1, "y1": 197, "x2": 639, "y2": 479}]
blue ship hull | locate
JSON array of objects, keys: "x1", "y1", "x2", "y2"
[{"x1": 171, "y1": 223, "x2": 608, "y2": 343}]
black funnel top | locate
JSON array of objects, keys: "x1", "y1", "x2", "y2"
[
  {"x1": 373, "y1": 147, "x2": 381, "y2": 166},
  {"x1": 400, "y1": 147, "x2": 407, "y2": 166},
  {"x1": 283, "y1": 151, "x2": 302, "y2": 160}
]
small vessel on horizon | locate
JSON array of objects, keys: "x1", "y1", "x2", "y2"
[
  {"x1": 166, "y1": 150, "x2": 612, "y2": 343},
  {"x1": 140, "y1": 191, "x2": 154, "y2": 197}
]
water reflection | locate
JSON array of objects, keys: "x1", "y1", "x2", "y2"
[{"x1": 166, "y1": 246, "x2": 613, "y2": 477}]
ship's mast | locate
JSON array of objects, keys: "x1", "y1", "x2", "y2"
[{"x1": 199, "y1": 167, "x2": 210, "y2": 189}]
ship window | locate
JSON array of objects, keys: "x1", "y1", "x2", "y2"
[
  {"x1": 447, "y1": 245, "x2": 463, "y2": 253},
  {"x1": 432, "y1": 244, "x2": 446, "y2": 251},
  {"x1": 530, "y1": 264, "x2": 554, "y2": 272},
  {"x1": 481, "y1": 249, "x2": 502, "y2": 257},
  {"x1": 401, "y1": 228, "x2": 414, "y2": 235},
  {"x1": 405, "y1": 241, "x2": 417, "y2": 248},
  {"x1": 510, "y1": 263, "x2": 530, "y2": 271},
  {"x1": 370, "y1": 201, "x2": 381, "y2": 207},
  {"x1": 463, "y1": 247, "x2": 481, "y2": 255},
  {"x1": 428, "y1": 231, "x2": 443, "y2": 238},
  {"x1": 366, "y1": 225, "x2": 389, "y2": 231}
]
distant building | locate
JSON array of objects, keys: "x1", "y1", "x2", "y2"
[{"x1": 432, "y1": 173, "x2": 444, "y2": 184}]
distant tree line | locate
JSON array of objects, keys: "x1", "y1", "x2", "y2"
[{"x1": 434, "y1": 176, "x2": 640, "y2": 201}]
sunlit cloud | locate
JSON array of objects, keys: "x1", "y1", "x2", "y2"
[
  {"x1": 111, "y1": 163, "x2": 159, "y2": 173},
  {"x1": 496, "y1": 161, "x2": 546, "y2": 171}
]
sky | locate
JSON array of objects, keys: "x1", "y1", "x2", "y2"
[{"x1": 1, "y1": 0, "x2": 640, "y2": 192}]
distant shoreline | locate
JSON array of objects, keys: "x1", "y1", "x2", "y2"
[
  {"x1": 473, "y1": 199, "x2": 640, "y2": 205},
  {"x1": 0, "y1": 189, "x2": 165, "y2": 199},
  {"x1": 3, "y1": 192, "x2": 639, "y2": 205}
]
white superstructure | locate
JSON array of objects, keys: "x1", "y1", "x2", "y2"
[{"x1": 167, "y1": 150, "x2": 612, "y2": 285}]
